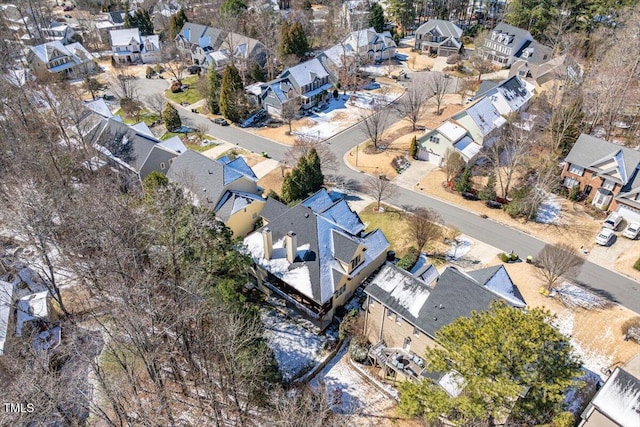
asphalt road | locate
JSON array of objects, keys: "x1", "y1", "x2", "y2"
[{"x1": 121, "y1": 72, "x2": 640, "y2": 313}]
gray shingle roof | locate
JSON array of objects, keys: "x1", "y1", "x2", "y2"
[
  {"x1": 262, "y1": 197, "x2": 289, "y2": 223},
  {"x1": 565, "y1": 134, "x2": 640, "y2": 186},
  {"x1": 167, "y1": 150, "x2": 226, "y2": 206},
  {"x1": 415, "y1": 20, "x2": 462, "y2": 39},
  {"x1": 366, "y1": 265, "x2": 525, "y2": 338},
  {"x1": 280, "y1": 57, "x2": 330, "y2": 91},
  {"x1": 490, "y1": 22, "x2": 533, "y2": 48},
  {"x1": 244, "y1": 190, "x2": 390, "y2": 304},
  {"x1": 331, "y1": 229, "x2": 360, "y2": 263}
]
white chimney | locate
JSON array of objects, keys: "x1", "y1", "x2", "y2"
[
  {"x1": 262, "y1": 228, "x2": 273, "y2": 260},
  {"x1": 285, "y1": 231, "x2": 297, "y2": 263}
]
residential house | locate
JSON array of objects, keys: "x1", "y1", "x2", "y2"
[
  {"x1": 450, "y1": 96, "x2": 506, "y2": 147},
  {"x1": 579, "y1": 353, "x2": 640, "y2": 426},
  {"x1": 94, "y1": 11, "x2": 128, "y2": 42},
  {"x1": 341, "y1": 27, "x2": 397, "y2": 63},
  {"x1": 340, "y1": 0, "x2": 371, "y2": 30},
  {"x1": 414, "y1": 20, "x2": 463, "y2": 57},
  {"x1": 474, "y1": 75, "x2": 535, "y2": 117},
  {"x1": 206, "y1": 33, "x2": 267, "y2": 72},
  {"x1": 481, "y1": 23, "x2": 552, "y2": 68},
  {"x1": 41, "y1": 21, "x2": 76, "y2": 45},
  {"x1": 561, "y1": 134, "x2": 640, "y2": 221},
  {"x1": 174, "y1": 22, "x2": 223, "y2": 65},
  {"x1": 509, "y1": 54, "x2": 583, "y2": 86},
  {"x1": 261, "y1": 56, "x2": 334, "y2": 118},
  {"x1": 84, "y1": 117, "x2": 182, "y2": 187},
  {"x1": 417, "y1": 121, "x2": 480, "y2": 166},
  {"x1": 15, "y1": 291, "x2": 57, "y2": 337},
  {"x1": 0, "y1": 280, "x2": 16, "y2": 356},
  {"x1": 364, "y1": 263, "x2": 526, "y2": 377},
  {"x1": 243, "y1": 189, "x2": 390, "y2": 330},
  {"x1": 167, "y1": 151, "x2": 266, "y2": 236},
  {"x1": 26, "y1": 41, "x2": 96, "y2": 79},
  {"x1": 109, "y1": 28, "x2": 161, "y2": 64}
]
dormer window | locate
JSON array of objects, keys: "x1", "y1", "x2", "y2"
[{"x1": 350, "y1": 253, "x2": 362, "y2": 270}]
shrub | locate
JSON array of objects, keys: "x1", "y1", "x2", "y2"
[
  {"x1": 500, "y1": 252, "x2": 519, "y2": 263},
  {"x1": 446, "y1": 54, "x2": 462, "y2": 64},
  {"x1": 145, "y1": 66, "x2": 154, "y2": 77},
  {"x1": 397, "y1": 247, "x2": 420, "y2": 271},
  {"x1": 170, "y1": 81, "x2": 182, "y2": 93},
  {"x1": 622, "y1": 317, "x2": 640, "y2": 342},
  {"x1": 568, "y1": 185, "x2": 581, "y2": 201},
  {"x1": 635, "y1": 257, "x2": 640, "y2": 271},
  {"x1": 333, "y1": 89, "x2": 339, "y2": 99},
  {"x1": 348, "y1": 334, "x2": 369, "y2": 363}
]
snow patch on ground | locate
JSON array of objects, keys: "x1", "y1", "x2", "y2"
[
  {"x1": 295, "y1": 91, "x2": 398, "y2": 140},
  {"x1": 310, "y1": 344, "x2": 395, "y2": 418},
  {"x1": 446, "y1": 236, "x2": 473, "y2": 260},
  {"x1": 553, "y1": 310, "x2": 612, "y2": 379},
  {"x1": 536, "y1": 193, "x2": 562, "y2": 224},
  {"x1": 261, "y1": 308, "x2": 326, "y2": 382},
  {"x1": 557, "y1": 282, "x2": 611, "y2": 310}
]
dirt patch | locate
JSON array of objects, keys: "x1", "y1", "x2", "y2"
[
  {"x1": 398, "y1": 46, "x2": 434, "y2": 71},
  {"x1": 258, "y1": 168, "x2": 286, "y2": 196},
  {"x1": 417, "y1": 169, "x2": 602, "y2": 250},
  {"x1": 503, "y1": 262, "x2": 640, "y2": 375},
  {"x1": 254, "y1": 126, "x2": 297, "y2": 146}
]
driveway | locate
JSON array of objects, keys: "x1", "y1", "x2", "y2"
[{"x1": 392, "y1": 160, "x2": 437, "y2": 191}]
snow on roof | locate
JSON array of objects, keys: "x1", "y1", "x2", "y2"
[
  {"x1": 438, "y1": 370, "x2": 466, "y2": 397},
  {"x1": 84, "y1": 98, "x2": 113, "y2": 118},
  {"x1": 482, "y1": 266, "x2": 526, "y2": 307},
  {"x1": 15, "y1": 291, "x2": 50, "y2": 337},
  {"x1": 588, "y1": 368, "x2": 640, "y2": 426},
  {"x1": 462, "y1": 97, "x2": 506, "y2": 136},
  {"x1": 110, "y1": 28, "x2": 140, "y2": 47},
  {"x1": 438, "y1": 121, "x2": 467, "y2": 142},
  {"x1": 454, "y1": 136, "x2": 481, "y2": 161},
  {"x1": 301, "y1": 188, "x2": 335, "y2": 213},
  {"x1": 281, "y1": 58, "x2": 330, "y2": 88},
  {"x1": 368, "y1": 263, "x2": 431, "y2": 318},
  {"x1": 319, "y1": 199, "x2": 365, "y2": 235}
]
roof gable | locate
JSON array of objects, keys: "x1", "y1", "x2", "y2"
[{"x1": 587, "y1": 368, "x2": 640, "y2": 426}]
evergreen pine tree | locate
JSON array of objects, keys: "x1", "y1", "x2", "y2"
[
  {"x1": 454, "y1": 166, "x2": 472, "y2": 193},
  {"x1": 123, "y1": 5, "x2": 133, "y2": 28},
  {"x1": 221, "y1": 0, "x2": 247, "y2": 16},
  {"x1": 208, "y1": 69, "x2": 221, "y2": 114},
  {"x1": 219, "y1": 64, "x2": 246, "y2": 123},
  {"x1": 249, "y1": 63, "x2": 265, "y2": 82},
  {"x1": 162, "y1": 103, "x2": 182, "y2": 131},
  {"x1": 279, "y1": 20, "x2": 309, "y2": 59},
  {"x1": 307, "y1": 148, "x2": 324, "y2": 191},
  {"x1": 369, "y1": 3, "x2": 385, "y2": 33},
  {"x1": 479, "y1": 173, "x2": 497, "y2": 201},
  {"x1": 409, "y1": 135, "x2": 418, "y2": 158},
  {"x1": 169, "y1": 9, "x2": 188, "y2": 39}
]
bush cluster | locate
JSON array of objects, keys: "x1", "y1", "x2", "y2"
[
  {"x1": 500, "y1": 252, "x2": 519, "y2": 263},
  {"x1": 634, "y1": 257, "x2": 640, "y2": 271},
  {"x1": 397, "y1": 247, "x2": 420, "y2": 271}
]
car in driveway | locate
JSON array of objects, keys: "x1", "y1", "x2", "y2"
[
  {"x1": 603, "y1": 212, "x2": 622, "y2": 230},
  {"x1": 623, "y1": 222, "x2": 640, "y2": 239},
  {"x1": 595, "y1": 227, "x2": 615, "y2": 246},
  {"x1": 212, "y1": 118, "x2": 229, "y2": 126}
]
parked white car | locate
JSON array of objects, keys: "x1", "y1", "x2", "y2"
[
  {"x1": 595, "y1": 227, "x2": 615, "y2": 246},
  {"x1": 623, "y1": 222, "x2": 640, "y2": 239},
  {"x1": 603, "y1": 212, "x2": 623, "y2": 230}
]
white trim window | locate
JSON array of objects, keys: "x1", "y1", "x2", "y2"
[
  {"x1": 568, "y1": 164, "x2": 584, "y2": 176},
  {"x1": 564, "y1": 177, "x2": 579, "y2": 188},
  {"x1": 602, "y1": 180, "x2": 615, "y2": 191}
]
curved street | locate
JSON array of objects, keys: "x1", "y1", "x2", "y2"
[{"x1": 124, "y1": 72, "x2": 640, "y2": 313}]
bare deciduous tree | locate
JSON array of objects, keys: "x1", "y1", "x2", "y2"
[
  {"x1": 425, "y1": 72, "x2": 451, "y2": 115},
  {"x1": 285, "y1": 134, "x2": 338, "y2": 172},
  {"x1": 360, "y1": 103, "x2": 390, "y2": 148},
  {"x1": 537, "y1": 243, "x2": 584, "y2": 290},
  {"x1": 396, "y1": 79, "x2": 430, "y2": 130},
  {"x1": 444, "y1": 148, "x2": 465, "y2": 184},
  {"x1": 406, "y1": 207, "x2": 443, "y2": 252},
  {"x1": 281, "y1": 98, "x2": 301, "y2": 134},
  {"x1": 113, "y1": 70, "x2": 138, "y2": 101},
  {"x1": 363, "y1": 174, "x2": 394, "y2": 211},
  {"x1": 144, "y1": 92, "x2": 167, "y2": 118}
]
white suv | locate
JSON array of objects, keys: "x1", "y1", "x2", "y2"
[{"x1": 603, "y1": 212, "x2": 622, "y2": 230}]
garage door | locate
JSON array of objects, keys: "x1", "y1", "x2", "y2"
[
  {"x1": 418, "y1": 150, "x2": 441, "y2": 166},
  {"x1": 617, "y1": 205, "x2": 640, "y2": 224},
  {"x1": 266, "y1": 104, "x2": 281, "y2": 119}
]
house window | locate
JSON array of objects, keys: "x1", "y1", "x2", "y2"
[
  {"x1": 429, "y1": 136, "x2": 440, "y2": 143},
  {"x1": 592, "y1": 171, "x2": 597, "y2": 178},
  {"x1": 564, "y1": 177, "x2": 579, "y2": 188},
  {"x1": 603, "y1": 180, "x2": 615, "y2": 191},
  {"x1": 350, "y1": 254, "x2": 362, "y2": 270},
  {"x1": 568, "y1": 165, "x2": 584, "y2": 176},
  {"x1": 160, "y1": 162, "x2": 165, "y2": 169},
  {"x1": 396, "y1": 314, "x2": 402, "y2": 324},
  {"x1": 387, "y1": 309, "x2": 395, "y2": 319},
  {"x1": 369, "y1": 298, "x2": 377, "y2": 307},
  {"x1": 413, "y1": 327, "x2": 420, "y2": 337}
]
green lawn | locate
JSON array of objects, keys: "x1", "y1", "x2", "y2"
[
  {"x1": 359, "y1": 203, "x2": 414, "y2": 257},
  {"x1": 114, "y1": 108, "x2": 160, "y2": 126},
  {"x1": 164, "y1": 75, "x2": 205, "y2": 105}
]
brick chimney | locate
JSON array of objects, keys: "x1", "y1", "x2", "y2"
[
  {"x1": 285, "y1": 231, "x2": 297, "y2": 263},
  {"x1": 262, "y1": 228, "x2": 273, "y2": 260}
]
